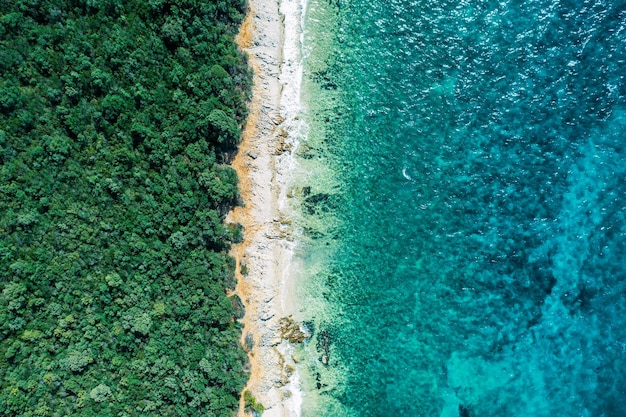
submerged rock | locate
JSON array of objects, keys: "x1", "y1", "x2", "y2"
[{"x1": 316, "y1": 330, "x2": 331, "y2": 366}]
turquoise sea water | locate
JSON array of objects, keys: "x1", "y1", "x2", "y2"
[{"x1": 293, "y1": 0, "x2": 626, "y2": 415}]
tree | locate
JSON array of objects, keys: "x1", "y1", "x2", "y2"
[
  {"x1": 207, "y1": 108, "x2": 240, "y2": 145},
  {"x1": 90, "y1": 383, "x2": 113, "y2": 403},
  {"x1": 0, "y1": 0, "x2": 250, "y2": 415}
]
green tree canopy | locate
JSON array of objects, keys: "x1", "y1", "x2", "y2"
[{"x1": 0, "y1": 0, "x2": 251, "y2": 415}]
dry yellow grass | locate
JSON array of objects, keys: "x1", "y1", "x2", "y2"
[
  {"x1": 231, "y1": 7, "x2": 265, "y2": 417},
  {"x1": 236, "y1": 12, "x2": 255, "y2": 50}
]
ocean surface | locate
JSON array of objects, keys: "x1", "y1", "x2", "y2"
[{"x1": 290, "y1": 0, "x2": 626, "y2": 415}]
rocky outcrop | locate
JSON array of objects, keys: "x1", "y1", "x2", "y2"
[{"x1": 279, "y1": 317, "x2": 312, "y2": 344}]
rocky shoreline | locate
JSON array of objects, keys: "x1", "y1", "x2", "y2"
[{"x1": 227, "y1": 0, "x2": 309, "y2": 415}]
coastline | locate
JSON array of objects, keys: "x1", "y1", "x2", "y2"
[{"x1": 228, "y1": 0, "x2": 307, "y2": 415}]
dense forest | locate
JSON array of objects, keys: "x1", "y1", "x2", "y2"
[{"x1": 0, "y1": 0, "x2": 251, "y2": 415}]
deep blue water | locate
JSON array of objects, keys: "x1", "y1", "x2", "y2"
[{"x1": 298, "y1": 0, "x2": 626, "y2": 415}]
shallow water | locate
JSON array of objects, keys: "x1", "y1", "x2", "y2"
[{"x1": 293, "y1": 0, "x2": 626, "y2": 415}]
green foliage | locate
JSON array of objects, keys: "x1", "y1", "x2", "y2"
[
  {"x1": 0, "y1": 0, "x2": 251, "y2": 415},
  {"x1": 208, "y1": 108, "x2": 242, "y2": 145},
  {"x1": 244, "y1": 390, "x2": 265, "y2": 415},
  {"x1": 89, "y1": 384, "x2": 113, "y2": 403}
]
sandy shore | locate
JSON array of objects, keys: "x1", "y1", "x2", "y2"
[{"x1": 227, "y1": 0, "x2": 307, "y2": 415}]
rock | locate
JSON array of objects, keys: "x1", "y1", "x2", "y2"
[
  {"x1": 275, "y1": 128, "x2": 291, "y2": 155},
  {"x1": 279, "y1": 316, "x2": 311, "y2": 344},
  {"x1": 271, "y1": 115, "x2": 285, "y2": 125},
  {"x1": 317, "y1": 330, "x2": 331, "y2": 366}
]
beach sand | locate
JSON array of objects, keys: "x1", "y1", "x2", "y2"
[{"x1": 227, "y1": 0, "x2": 307, "y2": 415}]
